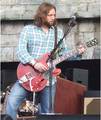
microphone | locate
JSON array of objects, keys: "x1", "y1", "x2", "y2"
[
  {"x1": 68, "y1": 13, "x2": 78, "y2": 27},
  {"x1": 71, "y1": 14, "x2": 77, "y2": 20}
]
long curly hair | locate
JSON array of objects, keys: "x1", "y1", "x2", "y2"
[{"x1": 34, "y1": 2, "x2": 57, "y2": 27}]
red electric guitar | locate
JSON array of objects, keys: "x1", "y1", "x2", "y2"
[{"x1": 17, "y1": 38, "x2": 98, "y2": 92}]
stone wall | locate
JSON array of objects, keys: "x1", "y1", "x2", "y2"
[
  {"x1": 1, "y1": 0, "x2": 100, "y2": 62},
  {"x1": 1, "y1": 0, "x2": 100, "y2": 19}
]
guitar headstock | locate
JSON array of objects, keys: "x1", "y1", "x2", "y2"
[
  {"x1": 86, "y1": 38, "x2": 98, "y2": 47},
  {"x1": 76, "y1": 38, "x2": 98, "y2": 54}
]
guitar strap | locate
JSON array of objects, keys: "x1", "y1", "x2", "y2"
[
  {"x1": 47, "y1": 26, "x2": 58, "y2": 61},
  {"x1": 51, "y1": 26, "x2": 58, "y2": 59},
  {"x1": 54, "y1": 26, "x2": 57, "y2": 49}
]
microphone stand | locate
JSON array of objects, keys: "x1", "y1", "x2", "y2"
[
  {"x1": 48, "y1": 59, "x2": 54, "y2": 114},
  {"x1": 47, "y1": 15, "x2": 77, "y2": 114}
]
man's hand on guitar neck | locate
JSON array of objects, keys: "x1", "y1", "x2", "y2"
[
  {"x1": 77, "y1": 44, "x2": 86, "y2": 55},
  {"x1": 30, "y1": 59, "x2": 49, "y2": 72}
]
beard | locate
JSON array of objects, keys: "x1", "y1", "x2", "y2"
[{"x1": 43, "y1": 20, "x2": 56, "y2": 27}]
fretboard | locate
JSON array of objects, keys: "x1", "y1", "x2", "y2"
[{"x1": 52, "y1": 49, "x2": 78, "y2": 66}]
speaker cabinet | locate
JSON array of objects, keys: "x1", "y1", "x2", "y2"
[
  {"x1": 54, "y1": 77, "x2": 87, "y2": 114},
  {"x1": 84, "y1": 97, "x2": 100, "y2": 115}
]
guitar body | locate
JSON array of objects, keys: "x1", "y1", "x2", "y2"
[{"x1": 17, "y1": 53, "x2": 61, "y2": 92}]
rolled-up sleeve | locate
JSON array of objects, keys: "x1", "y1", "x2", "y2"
[{"x1": 16, "y1": 26, "x2": 33, "y2": 64}]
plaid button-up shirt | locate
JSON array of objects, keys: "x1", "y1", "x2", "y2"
[
  {"x1": 16, "y1": 25, "x2": 77, "y2": 85},
  {"x1": 16, "y1": 25, "x2": 67, "y2": 64}
]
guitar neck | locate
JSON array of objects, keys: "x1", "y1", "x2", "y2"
[
  {"x1": 52, "y1": 49, "x2": 78, "y2": 66},
  {"x1": 51, "y1": 38, "x2": 98, "y2": 67}
]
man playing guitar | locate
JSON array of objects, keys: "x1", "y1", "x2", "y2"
[{"x1": 6, "y1": 2, "x2": 85, "y2": 120}]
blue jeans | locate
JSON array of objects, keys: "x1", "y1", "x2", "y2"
[{"x1": 6, "y1": 81, "x2": 56, "y2": 120}]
